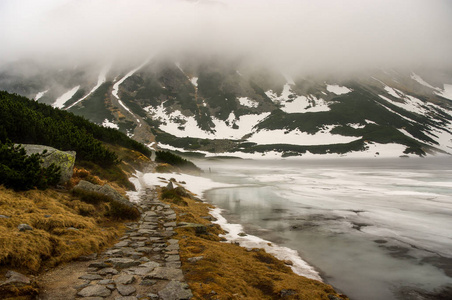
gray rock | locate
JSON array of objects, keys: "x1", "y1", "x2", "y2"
[
  {"x1": 145, "y1": 267, "x2": 184, "y2": 281},
  {"x1": 158, "y1": 280, "x2": 193, "y2": 300},
  {"x1": 166, "y1": 181, "x2": 174, "y2": 190},
  {"x1": 98, "y1": 279, "x2": 114, "y2": 285},
  {"x1": 165, "y1": 255, "x2": 180, "y2": 262},
  {"x1": 117, "y1": 284, "x2": 136, "y2": 296},
  {"x1": 115, "y1": 274, "x2": 135, "y2": 285},
  {"x1": 140, "y1": 279, "x2": 157, "y2": 286},
  {"x1": 3, "y1": 270, "x2": 31, "y2": 286},
  {"x1": 115, "y1": 240, "x2": 130, "y2": 247},
  {"x1": 17, "y1": 224, "x2": 33, "y2": 232},
  {"x1": 78, "y1": 274, "x2": 103, "y2": 281},
  {"x1": 105, "y1": 258, "x2": 140, "y2": 269},
  {"x1": 20, "y1": 144, "x2": 76, "y2": 184},
  {"x1": 73, "y1": 180, "x2": 134, "y2": 208},
  {"x1": 77, "y1": 285, "x2": 112, "y2": 297},
  {"x1": 147, "y1": 293, "x2": 159, "y2": 300},
  {"x1": 97, "y1": 267, "x2": 119, "y2": 275},
  {"x1": 0, "y1": 215, "x2": 10, "y2": 218},
  {"x1": 89, "y1": 262, "x2": 109, "y2": 269},
  {"x1": 115, "y1": 296, "x2": 137, "y2": 300}
]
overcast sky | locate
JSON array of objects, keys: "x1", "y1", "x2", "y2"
[{"x1": 1, "y1": 0, "x2": 451, "y2": 74}]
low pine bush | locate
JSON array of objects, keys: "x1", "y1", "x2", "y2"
[{"x1": 0, "y1": 141, "x2": 61, "y2": 191}]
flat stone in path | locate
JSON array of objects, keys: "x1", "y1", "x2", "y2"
[
  {"x1": 77, "y1": 285, "x2": 112, "y2": 297},
  {"x1": 116, "y1": 284, "x2": 136, "y2": 296},
  {"x1": 105, "y1": 258, "x2": 140, "y2": 269},
  {"x1": 158, "y1": 280, "x2": 194, "y2": 300},
  {"x1": 146, "y1": 267, "x2": 184, "y2": 281},
  {"x1": 78, "y1": 274, "x2": 103, "y2": 281}
]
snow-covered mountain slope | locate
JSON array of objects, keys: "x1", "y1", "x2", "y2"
[{"x1": 1, "y1": 59, "x2": 451, "y2": 158}]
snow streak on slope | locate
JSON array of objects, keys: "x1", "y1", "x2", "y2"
[
  {"x1": 435, "y1": 84, "x2": 452, "y2": 101},
  {"x1": 66, "y1": 65, "x2": 110, "y2": 110},
  {"x1": 53, "y1": 86, "x2": 80, "y2": 109},
  {"x1": 34, "y1": 90, "x2": 48, "y2": 100},
  {"x1": 146, "y1": 104, "x2": 269, "y2": 140},
  {"x1": 248, "y1": 126, "x2": 360, "y2": 146},
  {"x1": 326, "y1": 84, "x2": 352, "y2": 95},
  {"x1": 266, "y1": 83, "x2": 330, "y2": 113},
  {"x1": 410, "y1": 73, "x2": 439, "y2": 90},
  {"x1": 112, "y1": 58, "x2": 151, "y2": 126}
]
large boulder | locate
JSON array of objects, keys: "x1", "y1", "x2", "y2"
[
  {"x1": 20, "y1": 144, "x2": 76, "y2": 184},
  {"x1": 73, "y1": 180, "x2": 134, "y2": 208}
]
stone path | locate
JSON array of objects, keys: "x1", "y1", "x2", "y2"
[{"x1": 74, "y1": 188, "x2": 193, "y2": 300}]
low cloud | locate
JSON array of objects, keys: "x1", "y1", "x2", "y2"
[{"x1": 1, "y1": 0, "x2": 452, "y2": 74}]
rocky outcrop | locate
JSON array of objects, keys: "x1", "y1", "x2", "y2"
[
  {"x1": 0, "y1": 270, "x2": 38, "y2": 298},
  {"x1": 20, "y1": 144, "x2": 76, "y2": 184},
  {"x1": 73, "y1": 180, "x2": 134, "y2": 208}
]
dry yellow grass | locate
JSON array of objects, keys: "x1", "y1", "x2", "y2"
[
  {"x1": 161, "y1": 187, "x2": 348, "y2": 300},
  {"x1": 0, "y1": 186, "x2": 124, "y2": 273}
]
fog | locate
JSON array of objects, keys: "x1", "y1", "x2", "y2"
[{"x1": 1, "y1": 0, "x2": 452, "y2": 74}]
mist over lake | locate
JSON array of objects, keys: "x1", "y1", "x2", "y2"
[{"x1": 195, "y1": 157, "x2": 452, "y2": 300}]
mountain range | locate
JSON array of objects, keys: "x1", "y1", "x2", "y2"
[{"x1": 1, "y1": 57, "x2": 451, "y2": 158}]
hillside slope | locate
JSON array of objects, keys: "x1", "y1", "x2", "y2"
[{"x1": 1, "y1": 60, "x2": 451, "y2": 158}]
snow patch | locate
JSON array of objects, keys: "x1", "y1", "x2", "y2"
[
  {"x1": 190, "y1": 77, "x2": 198, "y2": 87},
  {"x1": 238, "y1": 97, "x2": 259, "y2": 108},
  {"x1": 266, "y1": 83, "x2": 330, "y2": 113},
  {"x1": 102, "y1": 119, "x2": 119, "y2": 129},
  {"x1": 248, "y1": 126, "x2": 360, "y2": 146},
  {"x1": 53, "y1": 86, "x2": 80, "y2": 109},
  {"x1": 35, "y1": 90, "x2": 48, "y2": 100},
  {"x1": 326, "y1": 84, "x2": 352, "y2": 95},
  {"x1": 146, "y1": 103, "x2": 270, "y2": 140}
]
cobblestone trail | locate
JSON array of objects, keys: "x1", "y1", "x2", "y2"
[{"x1": 74, "y1": 188, "x2": 193, "y2": 300}]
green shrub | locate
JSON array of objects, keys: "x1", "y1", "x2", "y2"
[
  {"x1": 155, "y1": 151, "x2": 200, "y2": 171},
  {"x1": 0, "y1": 141, "x2": 61, "y2": 191}
]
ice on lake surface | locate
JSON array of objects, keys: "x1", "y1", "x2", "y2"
[{"x1": 196, "y1": 157, "x2": 452, "y2": 300}]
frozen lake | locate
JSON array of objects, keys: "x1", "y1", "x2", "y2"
[{"x1": 195, "y1": 157, "x2": 452, "y2": 300}]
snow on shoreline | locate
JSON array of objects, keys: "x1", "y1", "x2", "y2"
[{"x1": 128, "y1": 170, "x2": 322, "y2": 281}]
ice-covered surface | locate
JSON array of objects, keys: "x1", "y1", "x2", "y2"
[
  {"x1": 146, "y1": 103, "x2": 270, "y2": 140},
  {"x1": 435, "y1": 84, "x2": 452, "y2": 100},
  {"x1": 53, "y1": 85, "x2": 80, "y2": 109},
  {"x1": 198, "y1": 158, "x2": 452, "y2": 300},
  {"x1": 128, "y1": 169, "x2": 321, "y2": 281},
  {"x1": 248, "y1": 126, "x2": 359, "y2": 146},
  {"x1": 67, "y1": 65, "x2": 110, "y2": 110},
  {"x1": 34, "y1": 90, "x2": 48, "y2": 100},
  {"x1": 102, "y1": 118, "x2": 119, "y2": 129},
  {"x1": 326, "y1": 84, "x2": 352, "y2": 95}
]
